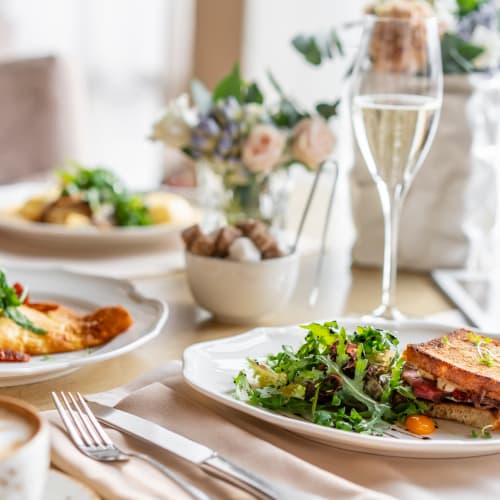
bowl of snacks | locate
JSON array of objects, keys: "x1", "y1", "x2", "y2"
[{"x1": 182, "y1": 220, "x2": 299, "y2": 324}]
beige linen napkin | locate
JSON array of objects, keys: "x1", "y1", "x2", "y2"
[{"x1": 48, "y1": 362, "x2": 393, "y2": 500}]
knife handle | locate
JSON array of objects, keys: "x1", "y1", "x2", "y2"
[{"x1": 201, "y1": 455, "x2": 323, "y2": 500}]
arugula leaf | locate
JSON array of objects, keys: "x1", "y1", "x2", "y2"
[
  {"x1": 0, "y1": 270, "x2": 46, "y2": 335},
  {"x1": 234, "y1": 320, "x2": 423, "y2": 436},
  {"x1": 58, "y1": 163, "x2": 152, "y2": 227},
  {"x1": 3, "y1": 307, "x2": 46, "y2": 335}
]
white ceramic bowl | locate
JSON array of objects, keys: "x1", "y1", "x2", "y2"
[{"x1": 185, "y1": 251, "x2": 299, "y2": 324}]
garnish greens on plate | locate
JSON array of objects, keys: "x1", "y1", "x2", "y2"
[
  {"x1": 0, "y1": 270, "x2": 45, "y2": 335},
  {"x1": 57, "y1": 164, "x2": 152, "y2": 227},
  {"x1": 15, "y1": 162, "x2": 195, "y2": 228},
  {"x1": 234, "y1": 321, "x2": 427, "y2": 435}
]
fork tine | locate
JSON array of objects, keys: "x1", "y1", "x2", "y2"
[
  {"x1": 76, "y1": 392, "x2": 114, "y2": 446},
  {"x1": 68, "y1": 392, "x2": 105, "y2": 447},
  {"x1": 51, "y1": 392, "x2": 85, "y2": 448},
  {"x1": 60, "y1": 391, "x2": 95, "y2": 447}
]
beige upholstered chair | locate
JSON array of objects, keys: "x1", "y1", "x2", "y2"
[{"x1": 0, "y1": 55, "x2": 81, "y2": 184}]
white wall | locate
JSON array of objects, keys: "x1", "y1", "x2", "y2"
[
  {"x1": 242, "y1": 0, "x2": 364, "y2": 106},
  {"x1": 242, "y1": 0, "x2": 365, "y2": 251}
]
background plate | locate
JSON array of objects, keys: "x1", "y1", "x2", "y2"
[
  {"x1": 183, "y1": 318, "x2": 500, "y2": 458},
  {"x1": 0, "y1": 181, "x2": 194, "y2": 250},
  {"x1": 0, "y1": 267, "x2": 168, "y2": 386}
]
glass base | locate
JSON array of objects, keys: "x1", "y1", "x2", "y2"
[{"x1": 362, "y1": 304, "x2": 406, "y2": 322}]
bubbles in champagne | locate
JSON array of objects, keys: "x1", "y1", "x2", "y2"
[{"x1": 353, "y1": 94, "x2": 440, "y2": 190}]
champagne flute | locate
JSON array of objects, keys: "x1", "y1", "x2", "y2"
[{"x1": 351, "y1": 14, "x2": 443, "y2": 320}]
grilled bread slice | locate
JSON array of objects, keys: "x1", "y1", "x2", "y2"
[
  {"x1": 405, "y1": 329, "x2": 500, "y2": 401},
  {"x1": 426, "y1": 402, "x2": 500, "y2": 430}
]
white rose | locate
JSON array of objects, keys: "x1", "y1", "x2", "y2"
[
  {"x1": 150, "y1": 94, "x2": 193, "y2": 148},
  {"x1": 292, "y1": 117, "x2": 335, "y2": 170},
  {"x1": 242, "y1": 124, "x2": 286, "y2": 174},
  {"x1": 470, "y1": 26, "x2": 500, "y2": 70}
]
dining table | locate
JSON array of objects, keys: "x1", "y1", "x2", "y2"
[{"x1": 2, "y1": 231, "x2": 499, "y2": 500}]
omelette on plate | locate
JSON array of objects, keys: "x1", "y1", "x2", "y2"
[{"x1": 0, "y1": 271, "x2": 132, "y2": 362}]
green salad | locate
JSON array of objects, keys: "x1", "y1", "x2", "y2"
[
  {"x1": 59, "y1": 163, "x2": 152, "y2": 227},
  {"x1": 234, "y1": 321, "x2": 426, "y2": 435}
]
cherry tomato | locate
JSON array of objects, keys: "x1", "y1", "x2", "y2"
[
  {"x1": 405, "y1": 414, "x2": 436, "y2": 435},
  {"x1": 13, "y1": 283, "x2": 24, "y2": 300}
]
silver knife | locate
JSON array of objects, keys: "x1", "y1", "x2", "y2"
[{"x1": 87, "y1": 401, "x2": 325, "y2": 500}]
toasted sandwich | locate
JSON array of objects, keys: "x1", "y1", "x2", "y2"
[{"x1": 403, "y1": 329, "x2": 500, "y2": 430}]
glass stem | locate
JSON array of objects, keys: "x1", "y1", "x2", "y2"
[{"x1": 379, "y1": 183, "x2": 403, "y2": 312}]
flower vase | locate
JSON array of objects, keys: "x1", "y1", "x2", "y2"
[{"x1": 196, "y1": 162, "x2": 291, "y2": 229}]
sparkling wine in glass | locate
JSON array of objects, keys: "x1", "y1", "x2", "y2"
[{"x1": 351, "y1": 14, "x2": 443, "y2": 320}]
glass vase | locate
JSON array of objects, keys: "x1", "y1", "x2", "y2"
[{"x1": 196, "y1": 161, "x2": 291, "y2": 229}]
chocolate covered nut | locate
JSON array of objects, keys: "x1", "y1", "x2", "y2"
[
  {"x1": 248, "y1": 225, "x2": 275, "y2": 253},
  {"x1": 262, "y1": 244, "x2": 285, "y2": 259},
  {"x1": 235, "y1": 219, "x2": 258, "y2": 237},
  {"x1": 215, "y1": 226, "x2": 243, "y2": 257},
  {"x1": 182, "y1": 224, "x2": 203, "y2": 249},
  {"x1": 189, "y1": 232, "x2": 217, "y2": 256}
]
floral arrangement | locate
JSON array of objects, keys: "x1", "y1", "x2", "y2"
[
  {"x1": 292, "y1": 0, "x2": 500, "y2": 74},
  {"x1": 150, "y1": 65, "x2": 337, "y2": 224}
]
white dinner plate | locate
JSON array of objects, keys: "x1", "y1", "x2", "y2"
[
  {"x1": 0, "y1": 181, "x2": 194, "y2": 250},
  {"x1": 183, "y1": 318, "x2": 500, "y2": 458},
  {"x1": 43, "y1": 470, "x2": 99, "y2": 500},
  {"x1": 0, "y1": 267, "x2": 168, "y2": 387}
]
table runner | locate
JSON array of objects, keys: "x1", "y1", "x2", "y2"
[{"x1": 48, "y1": 361, "x2": 390, "y2": 500}]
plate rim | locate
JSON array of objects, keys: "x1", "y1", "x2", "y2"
[
  {"x1": 182, "y1": 318, "x2": 500, "y2": 458},
  {"x1": 0, "y1": 266, "x2": 168, "y2": 377}
]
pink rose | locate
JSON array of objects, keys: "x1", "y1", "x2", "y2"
[
  {"x1": 292, "y1": 118, "x2": 335, "y2": 170},
  {"x1": 242, "y1": 124, "x2": 286, "y2": 174}
]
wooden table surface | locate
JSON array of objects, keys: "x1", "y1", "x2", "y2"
[{"x1": 0, "y1": 258, "x2": 453, "y2": 410}]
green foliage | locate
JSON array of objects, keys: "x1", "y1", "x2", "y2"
[
  {"x1": 0, "y1": 271, "x2": 46, "y2": 334},
  {"x1": 291, "y1": 14, "x2": 488, "y2": 75},
  {"x1": 291, "y1": 29, "x2": 344, "y2": 66},
  {"x1": 213, "y1": 64, "x2": 243, "y2": 103},
  {"x1": 211, "y1": 64, "x2": 265, "y2": 105},
  {"x1": 441, "y1": 32, "x2": 485, "y2": 73},
  {"x1": 456, "y1": 0, "x2": 488, "y2": 17},
  {"x1": 316, "y1": 101, "x2": 340, "y2": 120},
  {"x1": 234, "y1": 321, "x2": 424, "y2": 435}
]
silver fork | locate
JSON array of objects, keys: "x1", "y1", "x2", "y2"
[{"x1": 52, "y1": 391, "x2": 212, "y2": 500}]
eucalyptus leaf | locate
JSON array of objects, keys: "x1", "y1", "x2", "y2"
[
  {"x1": 244, "y1": 82, "x2": 264, "y2": 104},
  {"x1": 441, "y1": 33, "x2": 484, "y2": 74},
  {"x1": 190, "y1": 79, "x2": 212, "y2": 114},
  {"x1": 292, "y1": 28, "x2": 344, "y2": 66},
  {"x1": 316, "y1": 101, "x2": 340, "y2": 120}
]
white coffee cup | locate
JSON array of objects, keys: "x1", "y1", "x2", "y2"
[{"x1": 0, "y1": 396, "x2": 50, "y2": 500}]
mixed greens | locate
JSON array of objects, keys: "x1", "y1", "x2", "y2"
[
  {"x1": 58, "y1": 163, "x2": 152, "y2": 227},
  {"x1": 234, "y1": 321, "x2": 426, "y2": 435},
  {"x1": 0, "y1": 271, "x2": 46, "y2": 334}
]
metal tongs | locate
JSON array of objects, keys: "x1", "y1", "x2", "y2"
[{"x1": 292, "y1": 159, "x2": 340, "y2": 306}]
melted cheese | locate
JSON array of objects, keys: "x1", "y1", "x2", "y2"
[{"x1": 418, "y1": 369, "x2": 461, "y2": 393}]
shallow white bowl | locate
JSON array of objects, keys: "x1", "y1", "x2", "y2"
[{"x1": 185, "y1": 251, "x2": 299, "y2": 324}]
